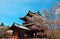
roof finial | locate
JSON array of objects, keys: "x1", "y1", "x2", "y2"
[
  {"x1": 28, "y1": 10, "x2": 32, "y2": 13},
  {"x1": 36, "y1": 11, "x2": 41, "y2": 16}
]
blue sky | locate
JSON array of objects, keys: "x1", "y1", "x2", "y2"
[{"x1": 0, "y1": 0, "x2": 56, "y2": 26}]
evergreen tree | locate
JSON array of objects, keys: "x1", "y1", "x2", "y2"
[{"x1": 0, "y1": 23, "x2": 4, "y2": 26}]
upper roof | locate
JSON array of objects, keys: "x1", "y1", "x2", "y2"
[{"x1": 20, "y1": 11, "x2": 41, "y2": 22}]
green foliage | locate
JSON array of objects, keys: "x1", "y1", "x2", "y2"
[{"x1": 0, "y1": 23, "x2": 4, "y2": 26}]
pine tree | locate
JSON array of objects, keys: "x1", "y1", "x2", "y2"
[{"x1": 0, "y1": 23, "x2": 4, "y2": 26}]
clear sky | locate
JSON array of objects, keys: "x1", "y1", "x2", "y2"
[{"x1": 0, "y1": 0, "x2": 56, "y2": 26}]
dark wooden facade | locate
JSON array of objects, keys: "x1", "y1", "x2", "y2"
[{"x1": 9, "y1": 23, "x2": 47, "y2": 39}]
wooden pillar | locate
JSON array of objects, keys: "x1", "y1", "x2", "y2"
[{"x1": 12, "y1": 31, "x2": 18, "y2": 39}]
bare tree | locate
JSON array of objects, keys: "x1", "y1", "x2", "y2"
[
  {"x1": 0, "y1": 27, "x2": 12, "y2": 39},
  {"x1": 43, "y1": 9, "x2": 56, "y2": 39}
]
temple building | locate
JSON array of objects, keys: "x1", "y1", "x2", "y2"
[{"x1": 7, "y1": 11, "x2": 47, "y2": 39}]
